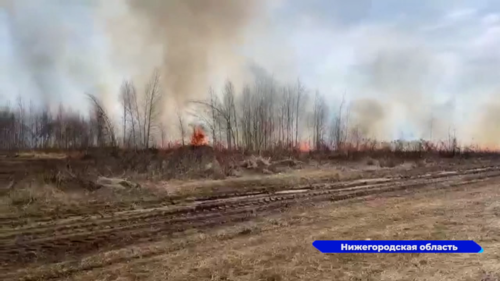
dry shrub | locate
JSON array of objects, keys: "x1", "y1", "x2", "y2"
[
  {"x1": 4, "y1": 178, "x2": 79, "y2": 214},
  {"x1": 414, "y1": 159, "x2": 427, "y2": 168},
  {"x1": 379, "y1": 158, "x2": 399, "y2": 168},
  {"x1": 268, "y1": 158, "x2": 304, "y2": 172},
  {"x1": 8, "y1": 187, "x2": 36, "y2": 207},
  {"x1": 364, "y1": 157, "x2": 377, "y2": 166},
  {"x1": 163, "y1": 145, "x2": 225, "y2": 180},
  {"x1": 214, "y1": 148, "x2": 246, "y2": 177},
  {"x1": 45, "y1": 166, "x2": 100, "y2": 191},
  {"x1": 73, "y1": 146, "x2": 226, "y2": 180},
  {"x1": 6, "y1": 138, "x2": 500, "y2": 186}
]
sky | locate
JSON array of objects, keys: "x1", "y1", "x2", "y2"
[
  {"x1": 0, "y1": 0, "x2": 499, "y2": 143},
  {"x1": 250, "y1": 0, "x2": 500, "y2": 141}
]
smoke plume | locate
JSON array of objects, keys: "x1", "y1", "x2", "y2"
[
  {"x1": 349, "y1": 98, "x2": 386, "y2": 139},
  {"x1": 1, "y1": 0, "x2": 263, "y2": 116},
  {"x1": 471, "y1": 101, "x2": 500, "y2": 148},
  {"x1": 1, "y1": 0, "x2": 120, "y2": 112},
  {"x1": 122, "y1": 0, "x2": 263, "y2": 109},
  {"x1": 1, "y1": 0, "x2": 498, "y2": 146},
  {"x1": 353, "y1": 34, "x2": 455, "y2": 141}
]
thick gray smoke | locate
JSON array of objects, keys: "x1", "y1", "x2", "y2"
[
  {"x1": 1, "y1": 0, "x2": 263, "y2": 116},
  {"x1": 1, "y1": 0, "x2": 498, "y2": 146},
  {"x1": 470, "y1": 100, "x2": 500, "y2": 148},
  {"x1": 349, "y1": 98, "x2": 386, "y2": 139},
  {"x1": 1, "y1": 0, "x2": 118, "y2": 112},
  {"x1": 350, "y1": 34, "x2": 456, "y2": 141},
  {"x1": 96, "y1": 0, "x2": 265, "y2": 124},
  {"x1": 125, "y1": 0, "x2": 262, "y2": 105}
]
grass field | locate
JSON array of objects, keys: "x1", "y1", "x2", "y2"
[
  {"x1": 1, "y1": 152, "x2": 500, "y2": 281},
  {"x1": 62, "y1": 179, "x2": 500, "y2": 281}
]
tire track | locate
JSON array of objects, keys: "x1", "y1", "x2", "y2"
[
  {"x1": 0, "y1": 166, "x2": 499, "y2": 270},
  {"x1": 1, "y1": 165, "x2": 496, "y2": 242},
  {"x1": 1, "y1": 162, "x2": 490, "y2": 228},
  {"x1": 2, "y1": 169, "x2": 500, "y2": 281}
]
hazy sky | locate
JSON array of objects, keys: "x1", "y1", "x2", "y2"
[
  {"x1": 252, "y1": 0, "x2": 500, "y2": 140},
  {"x1": 278, "y1": 3, "x2": 497, "y2": 106},
  {"x1": 1, "y1": 0, "x2": 499, "y2": 142}
]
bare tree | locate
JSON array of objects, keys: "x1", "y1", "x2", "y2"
[
  {"x1": 252, "y1": 74, "x2": 278, "y2": 151},
  {"x1": 283, "y1": 86, "x2": 296, "y2": 146},
  {"x1": 239, "y1": 85, "x2": 254, "y2": 150},
  {"x1": 142, "y1": 70, "x2": 162, "y2": 148},
  {"x1": 177, "y1": 112, "x2": 186, "y2": 146},
  {"x1": 222, "y1": 80, "x2": 238, "y2": 149},
  {"x1": 159, "y1": 122, "x2": 167, "y2": 148},
  {"x1": 209, "y1": 87, "x2": 219, "y2": 145},
  {"x1": 120, "y1": 83, "x2": 128, "y2": 147},
  {"x1": 0, "y1": 106, "x2": 16, "y2": 150},
  {"x1": 312, "y1": 91, "x2": 328, "y2": 149},
  {"x1": 120, "y1": 80, "x2": 141, "y2": 148},
  {"x1": 191, "y1": 81, "x2": 241, "y2": 149},
  {"x1": 16, "y1": 97, "x2": 26, "y2": 149},
  {"x1": 329, "y1": 94, "x2": 349, "y2": 151},
  {"x1": 87, "y1": 93, "x2": 116, "y2": 147},
  {"x1": 295, "y1": 79, "x2": 306, "y2": 146}
]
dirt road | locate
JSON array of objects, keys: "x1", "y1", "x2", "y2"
[{"x1": 1, "y1": 161, "x2": 500, "y2": 280}]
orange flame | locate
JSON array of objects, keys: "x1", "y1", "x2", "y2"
[
  {"x1": 191, "y1": 126, "x2": 209, "y2": 146},
  {"x1": 298, "y1": 141, "x2": 310, "y2": 152}
]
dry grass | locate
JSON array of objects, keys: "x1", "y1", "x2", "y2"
[
  {"x1": 0, "y1": 160, "x2": 407, "y2": 220},
  {"x1": 0, "y1": 154, "x2": 491, "y2": 222},
  {"x1": 159, "y1": 168, "x2": 344, "y2": 197},
  {"x1": 0, "y1": 178, "x2": 161, "y2": 220},
  {"x1": 14, "y1": 152, "x2": 69, "y2": 159},
  {"x1": 0, "y1": 181, "x2": 84, "y2": 218},
  {"x1": 141, "y1": 159, "x2": 433, "y2": 199},
  {"x1": 34, "y1": 179, "x2": 500, "y2": 281}
]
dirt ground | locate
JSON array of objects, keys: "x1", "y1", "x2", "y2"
[
  {"x1": 1, "y1": 153, "x2": 500, "y2": 281},
  {"x1": 59, "y1": 179, "x2": 500, "y2": 281}
]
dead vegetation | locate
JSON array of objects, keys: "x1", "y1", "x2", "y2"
[
  {"x1": 140, "y1": 180, "x2": 499, "y2": 281},
  {"x1": 1, "y1": 73, "x2": 498, "y2": 205},
  {"x1": 1, "y1": 132, "x2": 499, "y2": 281},
  {"x1": 0, "y1": 144, "x2": 497, "y2": 223},
  {"x1": 5, "y1": 174, "x2": 500, "y2": 281},
  {"x1": 0, "y1": 144, "x2": 493, "y2": 199},
  {"x1": 1, "y1": 76, "x2": 500, "y2": 280}
]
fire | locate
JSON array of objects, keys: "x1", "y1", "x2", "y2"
[
  {"x1": 191, "y1": 126, "x2": 209, "y2": 146},
  {"x1": 298, "y1": 141, "x2": 310, "y2": 152}
]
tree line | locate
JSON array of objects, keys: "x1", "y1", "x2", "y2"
[{"x1": 0, "y1": 70, "x2": 439, "y2": 152}]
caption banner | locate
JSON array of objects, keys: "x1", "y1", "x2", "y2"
[{"x1": 313, "y1": 240, "x2": 483, "y2": 253}]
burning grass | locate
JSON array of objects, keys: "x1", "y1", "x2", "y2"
[
  {"x1": 65, "y1": 138, "x2": 500, "y2": 181},
  {"x1": 3, "y1": 137, "x2": 500, "y2": 191},
  {"x1": 191, "y1": 126, "x2": 209, "y2": 146},
  {"x1": 2, "y1": 126, "x2": 500, "y2": 220},
  {"x1": 0, "y1": 145, "x2": 495, "y2": 221}
]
